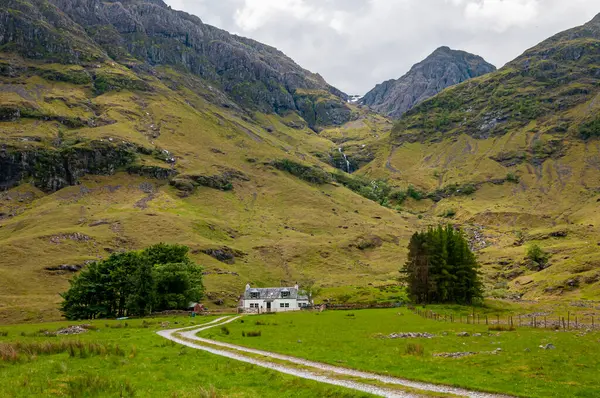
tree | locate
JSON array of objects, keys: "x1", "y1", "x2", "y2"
[
  {"x1": 61, "y1": 244, "x2": 204, "y2": 320},
  {"x1": 299, "y1": 279, "x2": 321, "y2": 305},
  {"x1": 401, "y1": 225, "x2": 482, "y2": 305},
  {"x1": 154, "y1": 262, "x2": 203, "y2": 311},
  {"x1": 526, "y1": 244, "x2": 549, "y2": 269}
]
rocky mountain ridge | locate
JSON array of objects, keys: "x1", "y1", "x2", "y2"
[
  {"x1": 0, "y1": 0, "x2": 352, "y2": 129},
  {"x1": 361, "y1": 46, "x2": 496, "y2": 119}
]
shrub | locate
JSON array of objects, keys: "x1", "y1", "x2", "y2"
[
  {"x1": 506, "y1": 172, "x2": 520, "y2": 183},
  {"x1": 272, "y1": 159, "x2": 331, "y2": 184},
  {"x1": 405, "y1": 343, "x2": 424, "y2": 356},
  {"x1": 389, "y1": 190, "x2": 408, "y2": 204},
  {"x1": 0, "y1": 331, "x2": 7, "y2": 337},
  {"x1": 220, "y1": 326, "x2": 230, "y2": 335},
  {"x1": 527, "y1": 244, "x2": 549, "y2": 267},
  {"x1": 579, "y1": 117, "x2": 600, "y2": 140},
  {"x1": 407, "y1": 185, "x2": 425, "y2": 201},
  {"x1": 245, "y1": 330, "x2": 262, "y2": 337}
]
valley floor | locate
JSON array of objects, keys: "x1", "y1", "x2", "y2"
[{"x1": 1, "y1": 307, "x2": 599, "y2": 397}]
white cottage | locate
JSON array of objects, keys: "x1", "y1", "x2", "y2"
[{"x1": 240, "y1": 283, "x2": 311, "y2": 313}]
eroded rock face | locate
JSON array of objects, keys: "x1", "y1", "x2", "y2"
[
  {"x1": 0, "y1": 0, "x2": 350, "y2": 126},
  {"x1": 0, "y1": 143, "x2": 137, "y2": 192},
  {"x1": 361, "y1": 46, "x2": 495, "y2": 119}
]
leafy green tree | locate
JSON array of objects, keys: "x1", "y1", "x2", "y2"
[
  {"x1": 127, "y1": 262, "x2": 156, "y2": 316},
  {"x1": 61, "y1": 244, "x2": 204, "y2": 320},
  {"x1": 154, "y1": 262, "x2": 204, "y2": 311}
]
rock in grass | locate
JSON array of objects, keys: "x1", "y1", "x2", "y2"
[
  {"x1": 540, "y1": 343, "x2": 556, "y2": 350},
  {"x1": 434, "y1": 351, "x2": 477, "y2": 358},
  {"x1": 388, "y1": 332, "x2": 435, "y2": 339},
  {"x1": 456, "y1": 332, "x2": 470, "y2": 337}
]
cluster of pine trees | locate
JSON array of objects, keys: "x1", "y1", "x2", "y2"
[
  {"x1": 61, "y1": 244, "x2": 204, "y2": 320},
  {"x1": 401, "y1": 225, "x2": 482, "y2": 304}
]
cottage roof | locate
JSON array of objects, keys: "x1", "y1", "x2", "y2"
[{"x1": 243, "y1": 287, "x2": 308, "y2": 301}]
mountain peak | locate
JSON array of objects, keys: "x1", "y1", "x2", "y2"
[
  {"x1": 361, "y1": 48, "x2": 495, "y2": 119},
  {"x1": 432, "y1": 46, "x2": 452, "y2": 54}
]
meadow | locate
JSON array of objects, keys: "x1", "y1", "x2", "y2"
[
  {"x1": 0, "y1": 315, "x2": 373, "y2": 398},
  {"x1": 198, "y1": 308, "x2": 600, "y2": 398}
]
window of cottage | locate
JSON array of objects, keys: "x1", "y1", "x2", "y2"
[
  {"x1": 285, "y1": 303, "x2": 290, "y2": 308},
  {"x1": 280, "y1": 303, "x2": 285, "y2": 308},
  {"x1": 281, "y1": 291, "x2": 290, "y2": 298}
]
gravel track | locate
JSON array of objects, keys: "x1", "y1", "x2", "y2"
[{"x1": 158, "y1": 316, "x2": 514, "y2": 398}]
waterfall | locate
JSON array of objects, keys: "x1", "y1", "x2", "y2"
[{"x1": 338, "y1": 147, "x2": 351, "y2": 173}]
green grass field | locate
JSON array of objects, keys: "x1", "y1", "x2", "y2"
[
  {"x1": 0, "y1": 315, "x2": 373, "y2": 398},
  {"x1": 198, "y1": 308, "x2": 600, "y2": 398}
]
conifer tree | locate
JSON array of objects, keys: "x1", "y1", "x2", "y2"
[{"x1": 401, "y1": 225, "x2": 482, "y2": 304}]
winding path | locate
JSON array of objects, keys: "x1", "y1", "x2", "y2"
[{"x1": 157, "y1": 316, "x2": 513, "y2": 398}]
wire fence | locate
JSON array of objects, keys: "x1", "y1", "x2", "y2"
[{"x1": 407, "y1": 305, "x2": 599, "y2": 330}]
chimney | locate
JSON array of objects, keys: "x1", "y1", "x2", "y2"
[
  {"x1": 294, "y1": 282, "x2": 299, "y2": 290},
  {"x1": 245, "y1": 283, "x2": 251, "y2": 291}
]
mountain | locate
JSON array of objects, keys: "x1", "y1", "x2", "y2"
[
  {"x1": 0, "y1": 0, "x2": 352, "y2": 129},
  {"x1": 361, "y1": 13, "x2": 600, "y2": 301},
  {"x1": 361, "y1": 46, "x2": 496, "y2": 119},
  {"x1": 0, "y1": 0, "x2": 409, "y2": 323}
]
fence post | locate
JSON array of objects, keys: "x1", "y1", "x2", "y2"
[
  {"x1": 485, "y1": 315, "x2": 488, "y2": 325},
  {"x1": 567, "y1": 312, "x2": 570, "y2": 330},
  {"x1": 497, "y1": 314, "x2": 500, "y2": 325},
  {"x1": 593, "y1": 316, "x2": 595, "y2": 329},
  {"x1": 544, "y1": 316, "x2": 547, "y2": 328},
  {"x1": 576, "y1": 316, "x2": 578, "y2": 329}
]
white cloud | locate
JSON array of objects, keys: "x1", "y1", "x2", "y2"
[
  {"x1": 462, "y1": 0, "x2": 540, "y2": 32},
  {"x1": 165, "y1": 0, "x2": 600, "y2": 94}
]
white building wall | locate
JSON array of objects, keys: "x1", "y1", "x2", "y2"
[{"x1": 243, "y1": 298, "x2": 302, "y2": 312}]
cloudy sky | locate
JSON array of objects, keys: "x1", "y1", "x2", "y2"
[{"x1": 165, "y1": 0, "x2": 599, "y2": 94}]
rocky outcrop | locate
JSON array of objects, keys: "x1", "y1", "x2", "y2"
[
  {"x1": 170, "y1": 168, "x2": 249, "y2": 196},
  {"x1": 361, "y1": 47, "x2": 495, "y2": 119},
  {"x1": 0, "y1": 0, "x2": 351, "y2": 127},
  {"x1": 0, "y1": 142, "x2": 137, "y2": 191}
]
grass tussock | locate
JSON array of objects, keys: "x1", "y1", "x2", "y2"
[
  {"x1": 66, "y1": 374, "x2": 136, "y2": 398},
  {"x1": 244, "y1": 330, "x2": 262, "y2": 337},
  {"x1": 488, "y1": 325, "x2": 516, "y2": 332},
  {"x1": 0, "y1": 331, "x2": 7, "y2": 337},
  {"x1": 220, "y1": 326, "x2": 230, "y2": 335},
  {"x1": 0, "y1": 340, "x2": 127, "y2": 363},
  {"x1": 405, "y1": 343, "x2": 425, "y2": 356}
]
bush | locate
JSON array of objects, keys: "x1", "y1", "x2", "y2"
[
  {"x1": 220, "y1": 326, "x2": 230, "y2": 335},
  {"x1": 506, "y1": 172, "x2": 520, "y2": 183},
  {"x1": 407, "y1": 185, "x2": 425, "y2": 201},
  {"x1": 272, "y1": 159, "x2": 331, "y2": 185},
  {"x1": 0, "y1": 331, "x2": 7, "y2": 337},
  {"x1": 245, "y1": 330, "x2": 262, "y2": 337},
  {"x1": 579, "y1": 117, "x2": 600, "y2": 140},
  {"x1": 527, "y1": 244, "x2": 549, "y2": 267},
  {"x1": 389, "y1": 190, "x2": 408, "y2": 204},
  {"x1": 405, "y1": 343, "x2": 424, "y2": 356}
]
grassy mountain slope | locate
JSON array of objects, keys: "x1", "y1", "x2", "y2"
[
  {"x1": 361, "y1": 13, "x2": 600, "y2": 302},
  {"x1": 0, "y1": 50, "x2": 420, "y2": 323}
]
